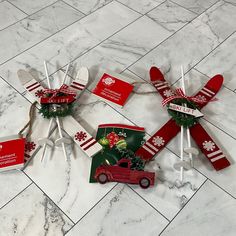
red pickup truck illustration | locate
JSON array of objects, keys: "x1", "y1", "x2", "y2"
[{"x1": 94, "y1": 158, "x2": 155, "y2": 189}]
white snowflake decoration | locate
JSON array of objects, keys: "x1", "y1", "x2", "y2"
[
  {"x1": 202, "y1": 140, "x2": 216, "y2": 151},
  {"x1": 102, "y1": 77, "x2": 115, "y2": 86},
  {"x1": 195, "y1": 94, "x2": 206, "y2": 102},
  {"x1": 152, "y1": 136, "x2": 165, "y2": 147},
  {"x1": 163, "y1": 89, "x2": 175, "y2": 97}
]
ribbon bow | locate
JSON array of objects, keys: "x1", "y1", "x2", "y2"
[
  {"x1": 162, "y1": 88, "x2": 205, "y2": 106},
  {"x1": 44, "y1": 84, "x2": 76, "y2": 98}
]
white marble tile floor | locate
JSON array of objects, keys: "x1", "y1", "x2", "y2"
[{"x1": 0, "y1": 0, "x2": 235, "y2": 235}]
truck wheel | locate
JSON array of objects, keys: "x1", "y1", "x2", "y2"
[
  {"x1": 97, "y1": 173, "x2": 108, "y2": 184},
  {"x1": 139, "y1": 177, "x2": 150, "y2": 189}
]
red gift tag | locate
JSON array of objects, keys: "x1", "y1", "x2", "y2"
[
  {"x1": 92, "y1": 73, "x2": 134, "y2": 107},
  {"x1": 0, "y1": 135, "x2": 25, "y2": 172}
]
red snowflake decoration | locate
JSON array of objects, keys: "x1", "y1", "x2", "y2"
[
  {"x1": 35, "y1": 89, "x2": 45, "y2": 98},
  {"x1": 25, "y1": 141, "x2": 36, "y2": 152},
  {"x1": 106, "y1": 132, "x2": 119, "y2": 148},
  {"x1": 75, "y1": 131, "x2": 87, "y2": 142}
]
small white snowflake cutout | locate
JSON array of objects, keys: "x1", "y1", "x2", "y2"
[
  {"x1": 163, "y1": 89, "x2": 175, "y2": 97},
  {"x1": 203, "y1": 140, "x2": 216, "y2": 151},
  {"x1": 195, "y1": 95, "x2": 206, "y2": 102},
  {"x1": 152, "y1": 136, "x2": 165, "y2": 147}
]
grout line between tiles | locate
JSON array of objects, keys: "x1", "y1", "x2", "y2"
[
  {"x1": 6, "y1": 0, "x2": 29, "y2": 16},
  {"x1": 22, "y1": 171, "x2": 76, "y2": 224},
  {"x1": 123, "y1": 0, "x2": 225, "y2": 75},
  {"x1": 194, "y1": 67, "x2": 236, "y2": 93},
  {"x1": 0, "y1": 182, "x2": 33, "y2": 210},
  {"x1": 0, "y1": 0, "x2": 116, "y2": 66},
  {"x1": 198, "y1": 173, "x2": 236, "y2": 200},
  {"x1": 60, "y1": 0, "x2": 86, "y2": 15},
  {"x1": 64, "y1": 183, "x2": 119, "y2": 235},
  {"x1": 115, "y1": 0, "x2": 144, "y2": 15},
  {"x1": 127, "y1": 185, "x2": 170, "y2": 222},
  {"x1": 168, "y1": 0, "x2": 200, "y2": 14},
  {"x1": 158, "y1": 178, "x2": 208, "y2": 236}
]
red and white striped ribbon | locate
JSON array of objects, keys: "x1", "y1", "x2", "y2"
[{"x1": 162, "y1": 88, "x2": 205, "y2": 106}]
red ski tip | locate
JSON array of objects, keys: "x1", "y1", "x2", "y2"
[
  {"x1": 150, "y1": 67, "x2": 164, "y2": 82},
  {"x1": 206, "y1": 74, "x2": 224, "y2": 93}
]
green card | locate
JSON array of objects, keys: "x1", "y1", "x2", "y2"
[{"x1": 89, "y1": 124, "x2": 145, "y2": 183}]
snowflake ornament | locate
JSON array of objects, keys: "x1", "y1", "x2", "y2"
[
  {"x1": 75, "y1": 131, "x2": 87, "y2": 142},
  {"x1": 163, "y1": 89, "x2": 175, "y2": 97},
  {"x1": 35, "y1": 89, "x2": 45, "y2": 98},
  {"x1": 25, "y1": 141, "x2": 36, "y2": 152},
  {"x1": 195, "y1": 94, "x2": 206, "y2": 102},
  {"x1": 202, "y1": 140, "x2": 216, "y2": 151},
  {"x1": 152, "y1": 136, "x2": 165, "y2": 147}
]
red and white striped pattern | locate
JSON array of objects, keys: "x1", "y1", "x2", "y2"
[
  {"x1": 142, "y1": 141, "x2": 159, "y2": 156},
  {"x1": 62, "y1": 116, "x2": 102, "y2": 158},
  {"x1": 24, "y1": 79, "x2": 45, "y2": 102},
  {"x1": 70, "y1": 81, "x2": 85, "y2": 91},
  {"x1": 207, "y1": 149, "x2": 226, "y2": 162},
  {"x1": 200, "y1": 87, "x2": 215, "y2": 97},
  {"x1": 152, "y1": 81, "x2": 169, "y2": 90}
]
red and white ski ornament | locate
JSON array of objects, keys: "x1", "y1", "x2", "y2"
[
  {"x1": 17, "y1": 66, "x2": 102, "y2": 159},
  {"x1": 135, "y1": 67, "x2": 230, "y2": 171}
]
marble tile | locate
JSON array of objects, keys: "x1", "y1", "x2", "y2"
[
  {"x1": 129, "y1": 1, "x2": 236, "y2": 85},
  {"x1": 0, "y1": 1, "x2": 84, "y2": 65},
  {"x1": 0, "y1": 1, "x2": 140, "y2": 93},
  {"x1": 0, "y1": 171, "x2": 31, "y2": 208},
  {"x1": 161, "y1": 180, "x2": 236, "y2": 236},
  {"x1": 171, "y1": 0, "x2": 219, "y2": 14},
  {"x1": 8, "y1": 0, "x2": 58, "y2": 14},
  {"x1": 57, "y1": 14, "x2": 172, "y2": 88},
  {"x1": 147, "y1": 0, "x2": 197, "y2": 33},
  {"x1": 0, "y1": 1, "x2": 26, "y2": 30},
  {"x1": 195, "y1": 32, "x2": 236, "y2": 91},
  {"x1": 24, "y1": 91, "x2": 135, "y2": 222},
  {"x1": 66, "y1": 184, "x2": 169, "y2": 236},
  {"x1": 0, "y1": 184, "x2": 74, "y2": 235},
  {"x1": 117, "y1": 0, "x2": 165, "y2": 14},
  {"x1": 0, "y1": 77, "x2": 32, "y2": 136},
  {"x1": 130, "y1": 147, "x2": 206, "y2": 220},
  {"x1": 63, "y1": 0, "x2": 112, "y2": 15}
]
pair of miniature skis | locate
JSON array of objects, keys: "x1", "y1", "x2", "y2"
[
  {"x1": 135, "y1": 67, "x2": 230, "y2": 171},
  {"x1": 18, "y1": 64, "x2": 102, "y2": 162}
]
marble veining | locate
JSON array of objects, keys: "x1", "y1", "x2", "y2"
[
  {"x1": 0, "y1": 1, "x2": 26, "y2": 30},
  {"x1": 0, "y1": 1, "x2": 84, "y2": 65},
  {"x1": 66, "y1": 184, "x2": 169, "y2": 236},
  {"x1": 0, "y1": 0, "x2": 236, "y2": 234}
]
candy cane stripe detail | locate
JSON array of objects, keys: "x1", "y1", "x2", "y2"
[
  {"x1": 142, "y1": 145, "x2": 155, "y2": 155},
  {"x1": 157, "y1": 85, "x2": 168, "y2": 90},
  {"x1": 211, "y1": 154, "x2": 225, "y2": 162},
  {"x1": 200, "y1": 89, "x2": 212, "y2": 97},
  {"x1": 83, "y1": 140, "x2": 97, "y2": 151},
  {"x1": 80, "y1": 137, "x2": 93, "y2": 147},
  {"x1": 203, "y1": 87, "x2": 215, "y2": 95},
  {"x1": 28, "y1": 84, "x2": 41, "y2": 92},
  {"x1": 145, "y1": 142, "x2": 159, "y2": 152},
  {"x1": 207, "y1": 150, "x2": 222, "y2": 158},
  {"x1": 72, "y1": 81, "x2": 85, "y2": 87},
  {"x1": 26, "y1": 82, "x2": 38, "y2": 89},
  {"x1": 71, "y1": 85, "x2": 83, "y2": 90}
]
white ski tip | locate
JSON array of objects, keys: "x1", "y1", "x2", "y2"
[
  {"x1": 17, "y1": 69, "x2": 35, "y2": 85},
  {"x1": 173, "y1": 161, "x2": 191, "y2": 171},
  {"x1": 184, "y1": 147, "x2": 199, "y2": 156},
  {"x1": 76, "y1": 67, "x2": 89, "y2": 84}
]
